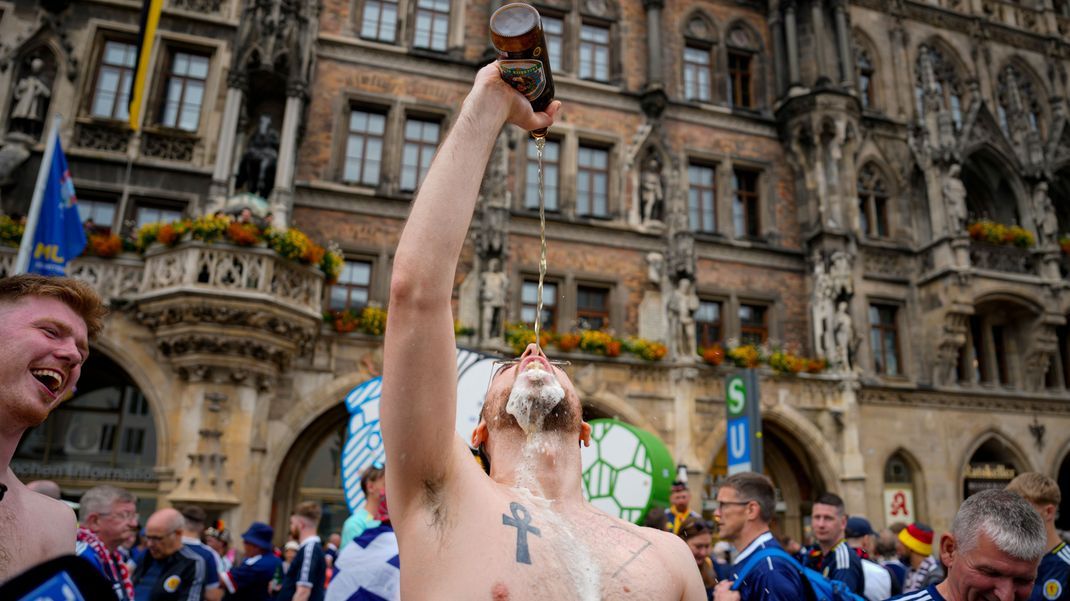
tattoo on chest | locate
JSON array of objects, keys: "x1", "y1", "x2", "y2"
[{"x1": 502, "y1": 502, "x2": 541, "y2": 565}]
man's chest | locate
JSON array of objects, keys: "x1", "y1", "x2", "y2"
[{"x1": 402, "y1": 502, "x2": 677, "y2": 600}]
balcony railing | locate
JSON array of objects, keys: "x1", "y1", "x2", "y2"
[
  {"x1": 1, "y1": 242, "x2": 323, "y2": 315},
  {"x1": 0, "y1": 247, "x2": 144, "y2": 305},
  {"x1": 969, "y1": 240, "x2": 1036, "y2": 275},
  {"x1": 140, "y1": 241, "x2": 324, "y2": 316}
]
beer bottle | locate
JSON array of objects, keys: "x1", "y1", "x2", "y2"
[{"x1": 490, "y1": 3, "x2": 555, "y2": 136}]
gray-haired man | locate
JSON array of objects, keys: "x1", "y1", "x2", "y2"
[
  {"x1": 76, "y1": 485, "x2": 139, "y2": 600},
  {"x1": 885, "y1": 488, "x2": 1046, "y2": 601}
]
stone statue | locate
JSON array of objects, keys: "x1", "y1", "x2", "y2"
[
  {"x1": 646, "y1": 251, "x2": 664, "y2": 285},
  {"x1": 481, "y1": 258, "x2": 508, "y2": 340},
  {"x1": 640, "y1": 157, "x2": 664, "y2": 224},
  {"x1": 667, "y1": 277, "x2": 700, "y2": 360},
  {"x1": 812, "y1": 253, "x2": 836, "y2": 360},
  {"x1": 943, "y1": 164, "x2": 968, "y2": 235},
  {"x1": 1032, "y1": 182, "x2": 1058, "y2": 247},
  {"x1": 833, "y1": 301, "x2": 853, "y2": 370},
  {"x1": 829, "y1": 250, "x2": 854, "y2": 299},
  {"x1": 480, "y1": 206, "x2": 508, "y2": 258},
  {"x1": 236, "y1": 114, "x2": 280, "y2": 199},
  {"x1": 9, "y1": 58, "x2": 51, "y2": 135}
]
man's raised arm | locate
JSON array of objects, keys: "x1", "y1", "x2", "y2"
[{"x1": 381, "y1": 63, "x2": 559, "y2": 511}]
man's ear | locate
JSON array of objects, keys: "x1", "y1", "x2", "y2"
[
  {"x1": 472, "y1": 420, "x2": 489, "y2": 448},
  {"x1": 939, "y1": 533, "x2": 956, "y2": 570},
  {"x1": 579, "y1": 421, "x2": 592, "y2": 447},
  {"x1": 1042, "y1": 503, "x2": 1057, "y2": 523}
]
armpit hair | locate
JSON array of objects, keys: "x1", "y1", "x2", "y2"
[{"x1": 423, "y1": 476, "x2": 448, "y2": 532}]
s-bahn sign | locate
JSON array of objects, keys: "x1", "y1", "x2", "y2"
[{"x1": 726, "y1": 370, "x2": 763, "y2": 475}]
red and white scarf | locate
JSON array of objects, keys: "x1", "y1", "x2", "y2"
[{"x1": 77, "y1": 526, "x2": 135, "y2": 600}]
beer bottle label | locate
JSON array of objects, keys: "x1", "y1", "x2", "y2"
[{"x1": 497, "y1": 59, "x2": 547, "y2": 102}]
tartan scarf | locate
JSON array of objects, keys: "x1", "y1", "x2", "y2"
[{"x1": 77, "y1": 526, "x2": 135, "y2": 600}]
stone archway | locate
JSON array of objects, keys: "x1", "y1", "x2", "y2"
[
  {"x1": 271, "y1": 402, "x2": 349, "y2": 541},
  {"x1": 960, "y1": 431, "x2": 1033, "y2": 500},
  {"x1": 705, "y1": 411, "x2": 834, "y2": 541}
]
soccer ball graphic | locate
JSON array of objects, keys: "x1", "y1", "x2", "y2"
[{"x1": 581, "y1": 419, "x2": 675, "y2": 524}]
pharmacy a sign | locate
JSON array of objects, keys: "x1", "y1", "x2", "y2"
[{"x1": 726, "y1": 371, "x2": 762, "y2": 475}]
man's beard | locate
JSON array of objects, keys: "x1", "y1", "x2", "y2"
[{"x1": 497, "y1": 370, "x2": 576, "y2": 434}]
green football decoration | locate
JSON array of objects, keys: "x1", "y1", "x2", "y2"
[{"x1": 580, "y1": 418, "x2": 675, "y2": 524}]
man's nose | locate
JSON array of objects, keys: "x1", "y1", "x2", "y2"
[
  {"x1": 993, "y1": 580, "x2": 1017, "y2": 601},
  {"x1": 54, "y1": 335, "x2": 81, "y2": 364},
  {"x1": 520, "y1": 343, "x2": 545, "y2": 359}
]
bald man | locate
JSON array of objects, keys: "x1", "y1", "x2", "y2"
[{"x1": 133, "y1": 508, "x2": 207, "y2": 601}]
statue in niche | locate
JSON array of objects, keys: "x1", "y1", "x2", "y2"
[
  {"x1": 1032, "y1": 182, "x2": 1058, "y2": 247},
  {"x1": 667, "y1": 277, "x2": 700, "y2": 361},
  {"x1": 646, "y1": 251, "x2": 664, "y2": 285},
  {"x1": 832, "y1": 301, "x2": 853, "y2": 370},
  {"x1": 236, "y1": 114, "x2": 280, "y2": 199},
  {"x1": 481, "y1": 258, "x2": 508, "y2": 340},
  {"x1": 640, "y1": 157, "x2": 664, "y2": 225},
  {"x1": 480, "y1": 206, "x2": 507, "y2": 258},
  {"x1": 812, "y1": 253, "x2": 836, "y2": 359},
  {"x1": 829, "y1": 250, "x2": 854, "y2": 300},
  {"x1": 943, "y1": 164, "x2": 968, "y2": 235},
  {"x1": 9, "y1": 58, "x2": 52, "y2": 138}
]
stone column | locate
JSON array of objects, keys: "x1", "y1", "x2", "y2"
[
  {"x1": 784, "y1": 2, "x2": 802, "y2": 89},
  {"x1": 208, "y1": 82, "x2": 245, "y2": 212},
  {"x1": 643, "y1": 0, "x2": 664, "y2": 85},
  {"x1": 770, "y1": 11, "x2": 787, "y2": 97},
  {"x1": 832, "y1": 0, "x2": 853, "y2": 87},
  {"x1": 811, "y1": 1, "x2": 828, "y2": 83},
  {"x1": 271, "y1": 92, "x2": 303, "y2": 228},
  {"x1": 671, "y1": 367, "x2": 701, "y2": 471}
]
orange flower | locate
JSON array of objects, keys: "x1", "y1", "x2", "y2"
[{"x1": 157, "y1": 224, "x2": 179, "y2": 246}]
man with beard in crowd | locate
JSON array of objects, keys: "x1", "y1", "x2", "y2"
[{"x1": 380, "y1": 62, "x2": 704, "y2": 600}]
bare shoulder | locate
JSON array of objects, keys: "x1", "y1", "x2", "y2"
[
  {"x1": 29, "y1": 493, "x2": 76, "y2": 549},
  {"x1": 644, "y1": 525, "x2": 693, "y2": 561}
]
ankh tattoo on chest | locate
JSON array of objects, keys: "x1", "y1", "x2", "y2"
[{"x1": 502, "y1": 502, "x2": 541, "y2": 565}]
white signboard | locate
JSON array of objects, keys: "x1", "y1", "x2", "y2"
[{"x1": 883, "y1": 486, "x2": 915, "y2": 528}]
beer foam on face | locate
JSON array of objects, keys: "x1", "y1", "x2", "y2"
[{"x1": 505, "y1": 366, "x2": 565, "y2": 434}]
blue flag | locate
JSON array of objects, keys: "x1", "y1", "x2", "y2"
[{"x1": 28, "y1": 135, "x2": 86, "y2": 276}]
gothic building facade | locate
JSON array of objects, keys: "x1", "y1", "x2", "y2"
[{"x1": 1, "y1": 0, "x2": 1069, "y2": 540}]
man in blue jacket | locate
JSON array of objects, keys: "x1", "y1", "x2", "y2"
[
  {"x1": 221, "y1": 522, "x2": 281, "y2": 601},
  {"x1": 713, "y1": 472, "x2": 806, "y2": 601},
  {"x1": 806, "y1": 492, "x2": 865, "y2": 595}
]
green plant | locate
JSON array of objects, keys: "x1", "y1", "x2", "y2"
[
  {"x1": 504, "y1": 323, "x2": 552, "y2": 355},
  {"x1": 189, "y1": 214, "x2": 230, "y2": 243},
  {"x1": 623, "y1": 337, "x2": 667, "y2": 362},
  {"x1": 359, "y1": 305, "x2": 387, "y2": 336},
  {"x1": 320, "y1": 243, "x2": 343, "y2": 284},
  {"x1": 0, "y1": 215, "x2": 24, "y2": 247}
]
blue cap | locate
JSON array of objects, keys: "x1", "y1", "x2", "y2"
[
  {"x1": 845, "y1": 516, "x2": 876, "y2": 538},
  {"x1": 241, "y1": 522, "x2": 274, "y2": 551}
]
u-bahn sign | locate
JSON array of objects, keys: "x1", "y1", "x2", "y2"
[
  {"x1": 726, "y1": 370, "x2": 762, "y2": 475},
  {"x1": 340, "y1": 349, "x2": 677, "y2": 525}
]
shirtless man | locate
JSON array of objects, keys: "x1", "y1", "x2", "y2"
[
  {"x1": 381, "y1": 63, "x2": 705, "y2": 600},
  {"x1": 0, "y1": 274, "x2": 105, "y2": 583}
]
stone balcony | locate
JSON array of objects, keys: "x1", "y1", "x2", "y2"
[
  {"x1": 968, "y1": 240, "x2": 1037, "y2": 276},
  {"x1": 0, "y1": 241, "x2": 324, "y2": 389}
]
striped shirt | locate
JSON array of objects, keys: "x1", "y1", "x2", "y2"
[
  {"x1": 276, "y1": 535, "x2": 326, "y2": 601},
  {"x1": 1031, "y1": 542, "x2": 1070, "y2": 601},
  {"x1": 805, "y1": 540, "x2": 865, "y2": 595}
]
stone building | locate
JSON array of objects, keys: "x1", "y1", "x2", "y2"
[{"x1": 2, "y1": 0, "x2": 1069, "y2": 541}]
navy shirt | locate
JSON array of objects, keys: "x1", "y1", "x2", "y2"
[
  {"x1": 729, "y1": 531, "x2": 807, "y2": 601},
  {"x1": 276, "y1": 536, "x2": 326, "y2": 601},
  {"x1": 805, "y1": 540, "x2": 865, "y2": 595},
  {"x1": 1031, "y1": 542, "x2": 1070, "y2": 601},
  {"x1": 886, "y1": 584, "x2": 947, "y2": 601},
  {"x1": 182, "y1": 539, "x2": 222, "y2": 591},
  {"x1": 132, "y1": 547, "x2": 206, "y2": 601},
  {"x1": 224, "y1": 552, "x2": 282, "y2": 601}
]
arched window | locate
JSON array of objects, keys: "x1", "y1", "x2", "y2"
[
  {"x1": 682, "y1": 12, "x2": 717, "y2": 103},
  {"x1": 915, "y1": 44, "x2": 965, "y2": 130},
  {"x1": 858, "y1": 163, "x2": 889, "y2": 237},
  {"x1": 997, "y1": 64, "x2": 1044, "y2": 136},
  {"x1": 725, "y1": 24, "x2": 760, "y2": 110}
]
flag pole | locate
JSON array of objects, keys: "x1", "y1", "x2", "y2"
[{"x1": 14, "y1": 113, "x2": 62, "y2": 275}]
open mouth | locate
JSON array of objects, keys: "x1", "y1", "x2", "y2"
[{"x1": 31, "y1": 368, "x2": 65, "y2": 395}]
